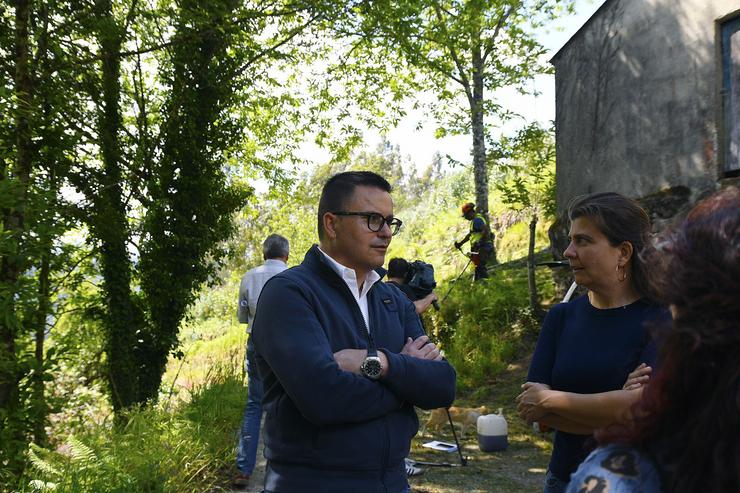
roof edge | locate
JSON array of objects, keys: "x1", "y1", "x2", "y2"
[{"x1": 550, "y1": 0, "x2": 616, "y2": 63}]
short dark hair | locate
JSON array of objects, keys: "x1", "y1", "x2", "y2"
[
  {"x1": 567, "y1": 192, "x2": 652, "y2": 299},
  {"x1": 317, "y1": 171, "x2": 392, "y2": 240},
  {"x1": 387, "y1": 257, "x2": 409, "y2": 280},
  {"x1": 262, "y1": 234, "x2": 289, "y2": 259}
]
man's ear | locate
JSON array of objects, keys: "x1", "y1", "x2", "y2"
[{"x1": 323, "y1": 212, "x2": 339, "y2": 240}]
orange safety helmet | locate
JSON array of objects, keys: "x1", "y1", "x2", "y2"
[{"x1": 461, "y1": 202, "x2": 475, "y2": 215}]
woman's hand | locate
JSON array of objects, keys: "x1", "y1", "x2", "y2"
[
  {"x1": 623, "y1": 363, "x2": 652, "y2": 390},
  {"x1": 516, "y1": 382, "x2": 552, "y2": 424}
]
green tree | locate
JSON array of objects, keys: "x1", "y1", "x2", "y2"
[
  {"x1": 355, "y1": 0, "x2": 574, "y2": 262},
  {"x1": 88, "y1": 0, "x2": 146, "y2": 415},
  {"x1": 494, "y1": 122, "x2": 555, "y2": 314},
  {"x1": 0, "y1": 0, "x2": 34, "y2": 474},
  {"x1": 0, "y1": 0, "x2": 95, "y2": 474},
  {"x1": 136, "y1": 0, "x2": 252, "y2": 403},
  {"x1": 75, "y1": 0, "x2": 333, "y2": 411}
]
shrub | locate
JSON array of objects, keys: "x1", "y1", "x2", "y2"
[
  {"x1": 13, "y1": 361, "x2": 245, "y2": 493},
  {"x1": 427, "y1": 266, "x2": 553, "y2": 390}
]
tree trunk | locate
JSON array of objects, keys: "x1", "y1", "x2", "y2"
[
  {"x1": 0, "y1": 0, "x2": 33, "y2": 472},
  {"x1": 93, "y1": 0, "x2": 142, "y2": 414},
  {"x1": 471, "y1": 52, "x2": 487, "y2": 216},
  {"x1": 470, "y1": 32, "x2": 497, "y2": 264},
  {"x1": 28, "y1": 0, "x2": 56, "y2": 448},
  {"x1": 32, "y1": 242, "x2": 51, "y2": 446},
  {"x1": 527, "y1": 213, "x2": 540, "y2": 314}
]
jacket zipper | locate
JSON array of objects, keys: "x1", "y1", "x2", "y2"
[
  {"x1": 317, "y1": 255, "x2": 392, "y2": 483},
  {"x1": 320, "y1": 262, "x2": 391, "y2": 484}
]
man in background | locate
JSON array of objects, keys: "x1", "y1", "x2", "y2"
[
  {"x1": 233, "y1": 234, "x2": 289, "y2": 489},
  {"x1": 386, "y1": 256, "x2": 439, "y2": 477},
  {"x1": 386, "y1": 257, "x2": 438, "y2": 315},
  {"x1": 454, "y1": 202, "x2": 494, "y2": 280}
]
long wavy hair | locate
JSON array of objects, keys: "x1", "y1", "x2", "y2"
[{"x1": 600, "y1": 186, "x2": 740, "y2": 492}]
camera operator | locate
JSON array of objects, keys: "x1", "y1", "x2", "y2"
[
  {"x1": 386, "y1": 258, "x2": 438, "y2": 314},
  {"x1": 386, "y1": 257, "x2": 439, "y2": 479}
]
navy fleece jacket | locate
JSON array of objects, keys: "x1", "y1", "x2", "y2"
[{"x1": 252, "y1": 245, "x2": 456, "y2": 493}]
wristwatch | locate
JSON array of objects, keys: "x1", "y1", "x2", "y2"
[{"x1": 360, "y1": 348, "x2": 383, "y2": 380}]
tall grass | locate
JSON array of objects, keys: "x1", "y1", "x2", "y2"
[
  {"x1": 12, "y1": 359, "x2": 245, "y2": 493},
  {"x1": 428, "y1": 264, "x2": 554, "y2": 391}
]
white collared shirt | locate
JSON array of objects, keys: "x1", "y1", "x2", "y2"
[
  {"x1": 237, "y1": 258, "x2": 288, "y2": 332},
  {"x1": 317, "y1": 246, "x2": 381, "y2": 331}
]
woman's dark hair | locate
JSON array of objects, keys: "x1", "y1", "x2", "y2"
[
  {"x1": 601, "y1": 186, "x2": 740, "y2": 492},
  {"x1": 567, "y1": 192, "x2": 652, "y2": 298},
  {"x1": 317, "y1": 171, "x2": 392, "y2": 240}
]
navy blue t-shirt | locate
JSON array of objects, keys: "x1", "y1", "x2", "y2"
[{"x1": 527, "y1": 295, "x2": 665, "y2": 483}]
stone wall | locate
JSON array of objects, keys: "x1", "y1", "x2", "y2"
[{"x1": 552, "y1": 0, "x2": 740, "y2": 214}]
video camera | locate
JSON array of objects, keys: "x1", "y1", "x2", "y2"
[{"x1": 405, "y1": 260, "x2": 440, "y2": 311}]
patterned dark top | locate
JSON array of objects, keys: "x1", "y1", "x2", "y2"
[{"x1": 567, "y1": 444, "x2": 662, "y2": 493}]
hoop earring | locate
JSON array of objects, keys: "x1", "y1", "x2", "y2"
[{"x1": 616, "y1": 264, "x2": 627, "y2": 283}]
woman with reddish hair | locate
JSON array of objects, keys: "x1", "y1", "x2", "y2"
[{"x1": 567, "y1": 187, "x2": 740, "y2": 492}]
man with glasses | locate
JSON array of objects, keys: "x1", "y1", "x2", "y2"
[{"x1": 252, "y1": 171, "x2": 456, "y2": 493}]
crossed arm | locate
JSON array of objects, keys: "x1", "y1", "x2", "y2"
[
  {"x1": 254, "y1": 278, "x2": 454, "y2": 426},
  {"x1": 516, "y1": 364, "x2": 652, "y2": 434},
  {"x1": 334, "y1": 334, "x2": 442, "y2": 375},
  {"x1": 334, "y1": 296, "x2": 454, "y2": 410}
]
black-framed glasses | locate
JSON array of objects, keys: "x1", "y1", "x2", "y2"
[{"x1": 332, "y1": 211, "x2": 403, "y2": 236}]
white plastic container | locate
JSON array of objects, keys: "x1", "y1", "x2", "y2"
[{"x1": 477, "y1": 408, "x2": 508, "y2": 452}]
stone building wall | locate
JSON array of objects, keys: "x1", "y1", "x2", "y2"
[{"x1": 552, "y1": 0, "x2": 740, "y2": 214}]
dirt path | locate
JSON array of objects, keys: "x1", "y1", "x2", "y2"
[{"x1": 406, "y1": 357, "x2": 553, "y2": 493}]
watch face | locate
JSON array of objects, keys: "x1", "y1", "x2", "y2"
[{"x1": 361, "y1": 357, "x2": 382, "y2": 379}]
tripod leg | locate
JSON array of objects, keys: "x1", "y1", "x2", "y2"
[{"x1": 445, "y1": 408, "x2": 467, "y2": 466}]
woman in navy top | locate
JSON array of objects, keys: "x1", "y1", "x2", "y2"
[
  {"x1": 567, "y1": 187, "x2": 740, "y2": 493},
  {"x1": 517, "y1": 192, "x2": 666, "y2": 493}
]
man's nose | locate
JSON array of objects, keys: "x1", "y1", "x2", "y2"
[{"x1": 378, "y1": 221, "x2": 392, "y2": 237}]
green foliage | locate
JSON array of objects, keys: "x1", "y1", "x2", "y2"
[
  {"x1": 496, "y1": 220, "x2": 551, "y2": 263},
  {"x1": 352, "y1": 0, "x2": 575, "y2": 228},
  {"x1": 427, "y1": 265, "x2": 554, "y2": 390},
  {"x1": 493, "y1": 123, "x2": 557, "y2": 219},
  {"x1": 15, "y1": 361, "x2": 245, "y2": 493},
  {"x1": 44, "y1": 270, "x2": 111, "y2": 440},
  {"x1": 161, "y1": 318, "x2": 245, "y2": 395},
  {"x1": 188, "y1": 278, "x2": 240, "y2": 323},
  {"x1": 357, "y1": 0, "x2": 569, "y2": 136}
]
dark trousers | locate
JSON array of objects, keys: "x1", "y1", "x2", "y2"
[{"x1": 474, "y1": 242, "x2": 493, "y2": 280}]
